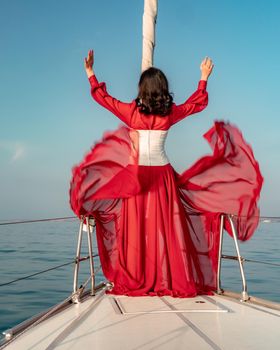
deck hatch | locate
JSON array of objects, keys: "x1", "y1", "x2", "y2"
[{"x1": 112, "y1": 295, "x2": 229, "y2": 314}]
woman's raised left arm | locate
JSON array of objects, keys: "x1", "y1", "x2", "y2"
[{"x1": 84, "y1": 50, "x2": 134, "y2": 125}]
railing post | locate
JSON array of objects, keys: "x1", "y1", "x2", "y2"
[
  {"x1": 72, "y1": 216, "x2": 96, "y2": 302},
  {"x1": 216, "y1": 214, "x2": 225, "y2": 294},
  {"x1": 73, "y1": 217, "x2": 84, "y2": 297},
  {"x1": 86, "y1": 217, "x2": 95, "y2": 296},
  {"x1": 227, "y1": 214, "x2": 249, "y2": 302}
]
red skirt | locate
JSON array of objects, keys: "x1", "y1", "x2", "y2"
[{"x1": 69, "y1": 121, "x2": 263, "y2": 297}]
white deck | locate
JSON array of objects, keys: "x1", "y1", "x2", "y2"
[{"x1": 2, "y1": 291, "x2": 280, "y2": 350}]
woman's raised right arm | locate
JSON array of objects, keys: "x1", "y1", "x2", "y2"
[{"x1": 170, "y1": 57, "x2": 214, "y2": 125}]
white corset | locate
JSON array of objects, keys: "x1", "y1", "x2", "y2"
[{"x1": 136, "y1": 129, "x2": 169, "y2": 166}]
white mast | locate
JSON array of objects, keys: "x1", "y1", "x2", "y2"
[{"x1": 141, "y1": 0, "x2": 158, "y2": 72}]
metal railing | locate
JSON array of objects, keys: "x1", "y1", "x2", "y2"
[{"x1": 1, "y1": 213, "x2": 278, "y2": 302}]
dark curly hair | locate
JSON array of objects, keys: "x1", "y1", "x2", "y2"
[{"x1": 135, "y1": 67, "x2": 173, "y2": 116}]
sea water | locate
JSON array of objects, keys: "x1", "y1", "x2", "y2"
[{"x1": 0, "y1": 218, "x2": 279, "y2": 338}]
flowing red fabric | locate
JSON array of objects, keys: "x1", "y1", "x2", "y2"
[{"x1": 69, "y1": 121, "x2": 263, "y2": 297}]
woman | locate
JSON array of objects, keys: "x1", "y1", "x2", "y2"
[{"x1": 69, "y1": 50, "x2": 262, "y2": 297}]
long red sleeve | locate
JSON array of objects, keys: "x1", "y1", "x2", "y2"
[
  {"x1": 170, "y1": 80, "x2": 208, "y2": 125},
  {"x1": 88, "y1": 75, "x2": 135, "y2": 125}
]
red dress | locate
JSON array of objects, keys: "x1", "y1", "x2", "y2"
[{"x1": 69, "y1": 75, "x2": 263, "y2": 297}]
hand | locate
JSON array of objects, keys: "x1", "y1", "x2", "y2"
[
  {"x1": 84, "y1": 49, "x2": 94, "y2": 77},
  {"x1": 200, "y1": 57, "x2": 214, "y2": 81}
]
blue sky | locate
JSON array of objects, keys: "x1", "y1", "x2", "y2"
[{"x1": 0, "y1": 0, "x2": 279, "y2": 219}]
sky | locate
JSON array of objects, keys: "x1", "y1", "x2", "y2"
[{"x1": 0, "y1": 0, "x2": 279, "y2": 220}]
